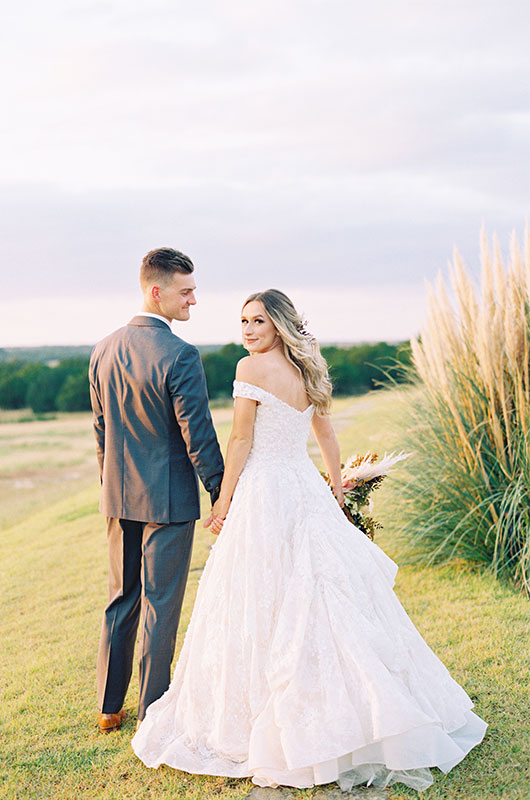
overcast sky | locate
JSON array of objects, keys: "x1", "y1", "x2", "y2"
[{"x1": 1, "y1": 0, "x2": 528, "y2": 345}]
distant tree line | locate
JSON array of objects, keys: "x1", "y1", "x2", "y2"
[
  {"x1": 0, "y1": 345, "x2": 94, "y2": 363},
  {"x1": 201, "y1": 341, "x2": 412, "y2": 398},
  {"x1": 0, "y1": 341, "x2": 411, "y2": 413},
  {"x1": 0, "y1": 358, "x2": 91, "y2": 413}
]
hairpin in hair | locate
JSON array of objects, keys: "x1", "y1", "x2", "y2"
[{"x1": 296, "y1": 318, "x2": 315, "y2": 341}]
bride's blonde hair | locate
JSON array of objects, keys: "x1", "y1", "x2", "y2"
[{"x1": 243, "y1": 289, "x2": 332, "y2": 415}]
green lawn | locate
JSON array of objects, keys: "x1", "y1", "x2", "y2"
[{"x1": 1, "y1": 391, "x2": 528, "y2": 800}]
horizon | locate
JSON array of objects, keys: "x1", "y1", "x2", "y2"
[{"x1": 0, "y1": 335, "x2": 412, "y2": 357}]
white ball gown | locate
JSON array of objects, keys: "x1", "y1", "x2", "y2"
[{"x1": 132, "y1": 380, "x2": 487, "y2": 792}]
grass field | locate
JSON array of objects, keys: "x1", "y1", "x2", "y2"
[{"x1": 1, "y1": 391, "x2": 528, "y2": 800}]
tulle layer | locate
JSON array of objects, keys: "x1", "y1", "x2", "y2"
[
  {"x1": 132, "y1": 454, "x2": 486, "y2": 791},
  {"x1": 134, "y1": 708, "x2": 486, "y2": 791}
]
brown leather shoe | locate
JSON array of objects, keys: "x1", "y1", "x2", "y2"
[{"x1": 98, "y1": 708, "x2": 126, "y2": 733}]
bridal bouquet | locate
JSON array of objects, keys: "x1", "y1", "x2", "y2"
[{"x1": 322, "y1": 451, "x2": 411, "y2": 540}]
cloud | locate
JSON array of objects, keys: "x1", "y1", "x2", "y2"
[
  {"x1": 0, "y1": 0, "x2": 528, "y2": 344},
  {"x1": 0, "y1": 178, "x2": 524, "y2": 306}
]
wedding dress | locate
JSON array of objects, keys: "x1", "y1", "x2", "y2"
[{"x1": 132, "y1": 380, "x2": 487, "y2": 791}]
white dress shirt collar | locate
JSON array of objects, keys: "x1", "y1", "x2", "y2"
[{"x1": 136, "y1": 312, "x2": 172, "y2": 329}]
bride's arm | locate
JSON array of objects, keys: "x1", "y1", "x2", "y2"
[
  {"x1": 204, "y1": 396, "x2": 257, "y2": 535},
  {"x1": 311, "y1": 413, "x2": 344, "y2": 507}
]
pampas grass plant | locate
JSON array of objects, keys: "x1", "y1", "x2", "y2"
[{"x1": 397, "y1": 226, "x2": 530, "y2": 592}]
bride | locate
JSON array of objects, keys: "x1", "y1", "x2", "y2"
[{"x1": 132, "y1": 289, "x2": 487, "y2": 791}]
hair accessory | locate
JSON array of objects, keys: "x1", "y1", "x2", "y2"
[{"x1": 296, "y1": 318, "x2": 315, "y2": 340}]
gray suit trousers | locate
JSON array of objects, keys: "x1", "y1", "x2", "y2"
[{"x1": 97, "y1": 517, "x2": 195, "y2": 720}]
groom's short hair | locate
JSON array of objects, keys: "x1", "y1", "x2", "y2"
[{"x1": 140, "y1": 248, "x2": 194, "y2": 288}]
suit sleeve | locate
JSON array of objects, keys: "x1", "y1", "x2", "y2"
[
  {"x1": 88, "y1": 355, "x2": 105, "y2": 481},
  {"x1": 169, "y1": 344, "x2": 224, "y2": 502}
]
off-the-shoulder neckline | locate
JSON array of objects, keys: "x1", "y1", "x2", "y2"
[{"x1": 233, "y1": 380, "x2": 313, "y2": 415}]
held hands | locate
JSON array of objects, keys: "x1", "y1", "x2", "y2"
[{"x1": 203, "y1": 496, "x2": 231, "y2": 536}]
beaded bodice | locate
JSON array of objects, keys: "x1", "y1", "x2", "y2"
[{"x1": 232, "y1": 380, "x2": 314, "y2": 466}]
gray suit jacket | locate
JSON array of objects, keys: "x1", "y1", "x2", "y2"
[{"x1": 88, "y1": 315, "x2": 224, "y2": 523}]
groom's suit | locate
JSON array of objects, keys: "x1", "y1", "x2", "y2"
[{"x1": 89, "y1": 314, "x2": 224, "y2": 719}]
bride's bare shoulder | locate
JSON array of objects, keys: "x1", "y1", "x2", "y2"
[{"x1": 235, "y1": 354, "x2": 270, "y2": 386}]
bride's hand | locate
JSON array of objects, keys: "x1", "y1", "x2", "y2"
[
  {"x1": 332, "y1": 485, "x2": 345, "y2": 508},
  {"x1": 203, "y1": 496, "x2": 231, "y2": 535}
]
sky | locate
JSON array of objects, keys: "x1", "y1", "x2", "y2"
[{"x1": 1, "y1": 0, "x2": 528, "y2": 346}]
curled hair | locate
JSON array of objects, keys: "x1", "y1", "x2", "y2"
[
  {"x1": 243, "y1": 289, "x2": 332, "y2": 415},
  {"x1": 140, "y1": 247, "x2": 194, "y2": 288}
]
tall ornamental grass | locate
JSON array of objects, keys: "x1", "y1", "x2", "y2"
[{"x1": 398, "y1": 227, "x2": 530, "y2": 592}]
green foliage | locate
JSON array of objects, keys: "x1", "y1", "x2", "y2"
[
  {"x1": 25, "y1": 365, "x2": 64, "y2": 413},
  {"x1": 396, "y1": 230, "x2": 530, "y2": 593},
  {"x1": 0, "y1": 340, "x2": 412, "y2": 412},
  {"x1": 57, "y1": 373, "x2": 91, "y2": 412},
  {"x1": 0, "y1": 344, "x2": 218, "y2": 362},
  {"x1": 201, "y1": 340, "x2": 411, "y2": 399},
  {"x1": 0, "y1": 345, "x2": 94, "y2": 363},
  {"x1": 322, "y1": 340, "x2": 411, "y2": 395},
  {"x1": 0, "y1": 357, "x2": 91, "y2": 412},
  {"x1": 202, "y1": 343, "x2": 247, "y2": 397},
  {"x1": 397, "y1": 384, "x2": 530, "y2": 592},
  {"x1": 0, "y1": 362, "x2": 27, "y2": 408}
]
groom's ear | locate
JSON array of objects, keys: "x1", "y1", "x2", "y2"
[{"x1": 151, "y1": 285, "x2": 162, "y2": 302}]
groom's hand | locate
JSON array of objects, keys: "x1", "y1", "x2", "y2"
[
  {"x1": 203, "y1": 496, "x2": 230, "y2": 535},
  {"x1": 203, "y1": 513, "x2": 225, "y2": 536}
]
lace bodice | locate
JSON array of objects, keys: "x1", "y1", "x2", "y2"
[{"x1": 232, "y1": 380, "x2": 314, "y2": 465}]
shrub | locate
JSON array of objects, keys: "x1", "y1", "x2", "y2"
[
  {"x1": 0, "y1": 361, "x2": 30, "y2": 409},
  {"x1": 323, "y1": 341, "x2": 411, "y2": 395},
  {"x1": 0, "y1": 374, "x2": 27, "y2": 409},
  {"x1": 202, "y1": 343, "x2": 246, "y2": 397},
  {"x1": 397, "y1": 227, "x2": 530, "y2": 592},
  {"x1": 57, "y1": 373, "x2": 91, "y2": 411},
  {"x1": 26, "y1": 365, "x2": 65, "y2": 413}
]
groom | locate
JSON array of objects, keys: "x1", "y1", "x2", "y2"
[{"x1": 89, "y1": 247, "x2": 224, "y2": 732}]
